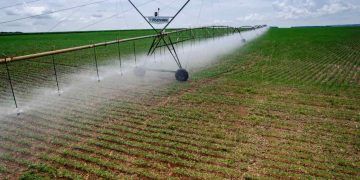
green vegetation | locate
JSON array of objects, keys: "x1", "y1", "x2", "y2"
[
  {"x1": 0, "y1": 165, "x2": 7, "y2": 173},
  {"x1": 0, "y1": 30, "x2": 152, "y2": 57},
  {"x1": 0, "y1": 28, "x2": 231, "y2": 99},
  {"x1": 0, "y1": 28, "x2": 228, "y2": 56},
  {"x1": 0, "y1": 27, "x2": 359, "y2": 179}
]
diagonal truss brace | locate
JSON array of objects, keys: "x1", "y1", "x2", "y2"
[{"x1": 128, "y1": 0, "x2": 190, "y2": 69}]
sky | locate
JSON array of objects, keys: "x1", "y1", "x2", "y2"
[{"x1": 0, "y1": 0, "x2": 359, "y2": 32}]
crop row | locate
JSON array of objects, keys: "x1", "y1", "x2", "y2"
[{"x1": 1, "y1": 84, "x2": 358, "y2": 179}]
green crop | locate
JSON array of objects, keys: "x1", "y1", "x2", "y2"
[{"x1": 0, "y1": 27, "x2": 359, "y2": 179}]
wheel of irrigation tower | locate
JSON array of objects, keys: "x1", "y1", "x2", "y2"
[
  {"x1": 134, "y1": 67, "x2": 146, "y2": 77},
  {"x1": 175, "y1": 69, "x2": 189, "y2": 82}
]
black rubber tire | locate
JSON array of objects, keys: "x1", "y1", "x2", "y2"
[
  {"x1": 134, "y1": 67, "x2": 146, "y2": 77},
  {"x1": 175, "y1": 69, "x2": 189, "y2": 82}
]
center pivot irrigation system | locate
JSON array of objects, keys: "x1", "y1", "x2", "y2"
[
  {"x1": 0, "y1": 0, "x2": 266, "y2": 114},
  {"x1": 128, "y1": 0, "x2": 191, "y2": 82}
]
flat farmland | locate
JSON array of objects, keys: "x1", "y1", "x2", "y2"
[{"x1": 0, "y1": 27, "x2": 359, "y2": 179}]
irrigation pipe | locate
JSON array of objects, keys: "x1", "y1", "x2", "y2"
[{"x1": 0, "y1": 26, "x2": 240, "y2": 63}]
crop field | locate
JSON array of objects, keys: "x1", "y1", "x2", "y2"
[
  {"x1": 0, "y1": 26, "x2": 359, "y2": 179},
  {"x1": 0, "y1": 28, "x2": 220, "y2": 56}
]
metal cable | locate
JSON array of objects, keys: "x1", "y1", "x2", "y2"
[
  {"x1": 0, "y1": 0, "x2": 110, "y2": 25},
  {"x1": 196, "y1": 0, "x2": 204, "y2": 26},
  {"x1": 0, "y1": 0, "x2": 42, "y2": 10},
  {"x1": 46, "y1": 0, "x2": 101, "y2": 32},
  {"x1": 77, "y1": 0, "x2": 154, "y2": 31}
]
